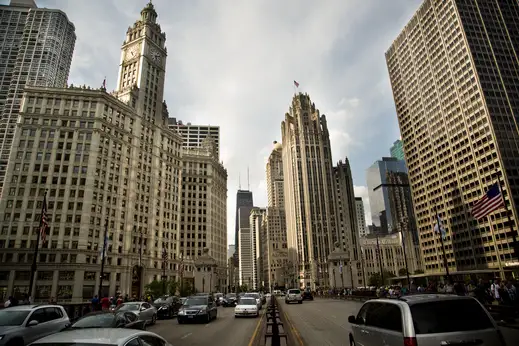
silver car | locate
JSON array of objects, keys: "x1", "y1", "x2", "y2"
[
  {"x1": 28, "y1": 328, "x2": 171, "y2": 346},
  {"x1": 348, "y1": 294, "x2": 506, "y2": 346},
  {"x1": 0, "y1": 304, "x2": 70, "y2": 345},
  {"x1": 285, "y1": 289, "x2": 302, "y2": 304},
  {"x1": 114, "y1": 302, "x2": 157, "y2": 325}
]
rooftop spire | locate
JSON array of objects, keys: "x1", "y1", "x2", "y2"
[{"x1": 140, "y1": 0, "x2": 157, "y2": 23}]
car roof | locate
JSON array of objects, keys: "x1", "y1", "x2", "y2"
[
  {"x1": 4, "y1": 304, "x2": 60, "y2": 311},
  {"x1": 374, "y1": 294, "x2": 475, "y2": 306},
  {"x1": 31, "y1": 328, "x2": 161, "y2": 344}
]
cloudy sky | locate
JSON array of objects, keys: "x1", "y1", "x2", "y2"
[{"x1": 13, "y1": 0, "x2": 422, "y2": 245}]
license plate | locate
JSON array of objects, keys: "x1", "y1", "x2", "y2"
[{"x1": 188, "y1": 316, "x2": 193, "y2": 318}]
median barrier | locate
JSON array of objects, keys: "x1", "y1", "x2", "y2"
[{"x1": 263, "y1": 296, "x2": 288, "y2": 346}]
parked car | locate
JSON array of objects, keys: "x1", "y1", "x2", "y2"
[
  {"x1": 177, "y1": 295, "x2": 218, "y2": 324},
  {"x1": 285, "y1": 289, "x2": 303, "y2": 304},
  {"x1": 234, "y1": 297, "x2": 259, "y2": 318},
  {"x1": 29, "y1": 328, "x2": 172, "y2": 346},
  {"x1": 0, "y1": 304, "x2": 70, "y2": 346},
  {"x1": 65, "y1": 311, "x2": 146, "y2": 331},
  {"x1": 114, "y1": 302, "x2": 157, "y2": 325},
  {"x1": 152, "y1": 296, "x2": 182, "y2": 319},
  {"x1": 348, "y1": 294, "x2": 507, "y2": 346}
]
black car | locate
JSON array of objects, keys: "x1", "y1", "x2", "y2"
[
  {"x1": 177, "y1": 295, "x2": 218, "y2": 324},
  {"x1": 221, "y1": 294, "x2": 237, "y2": 307},
  {"x1": 65, "y1": 311, "x2": 146, "y2": 331},
  {"x1": 153, "y1": 296, "x2": 182, "y2": 319},
  {"x1": 302, "y1": 289, "x2": 314, "y2": 301}
]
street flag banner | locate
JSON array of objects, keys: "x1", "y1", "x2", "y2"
[
  {"x1": 433, "y1": 215, "x2": 447, "y2": 240},
  {"x1": 162, "y1": 247, "x2": 168, "y2": 263},
  {"x1": 293, "y1": 80, "x2": 299, "y2": 88},
  {"x1": 100, "y1": 234, "x2": 108, "y2": 259},
  {"x1": 40, "y1": 195, "x2": 48, "y2": 243},
  {"x1": 339, "y1": 263, "x2": 343, "y2": 274},
  {"x1": 471, "y1": 183, "x2": 504, "y2": 220}
]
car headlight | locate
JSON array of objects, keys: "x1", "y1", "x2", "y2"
[
  {"x1": 0, "y1": 335, "x2": 4, "y2": 341},
  {"x1": 178, "y1": 310, "x2": 185, "y2": 315},
  {"x1": 198, "y1": 307, "x2": 207, "y2": 313}
]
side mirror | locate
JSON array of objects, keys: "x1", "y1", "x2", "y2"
[
  {"x1": 140, "y1": 307, "x2": 146, "y2": 311},
  {"x1": 28, "y1": 320, "x2": 39, "y2": 327},
  {"x1": 348, "y1": 315, "x2": 356, "y2": 324}
]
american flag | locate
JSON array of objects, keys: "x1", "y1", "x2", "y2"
[
  {"x1": 471, "y1": 183, "x2": 504, "y2": 220},
  {"x1": 293, "y1": 80, "x2": 300, "y2": 88},
  {"x1": 162, "y1": 246, "x2": 168, "y2": 263},
  {"x1": 40, "y1": 194, "x2": 48, "y2": 243}
]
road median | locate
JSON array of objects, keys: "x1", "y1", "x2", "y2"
[{"x1": 274, "y1": 297, "x2": 305, "y2": 346}]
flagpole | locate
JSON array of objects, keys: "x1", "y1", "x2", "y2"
[
  {"x1": 376, "y1": 235, "x2": 384, "y2": 285},
  {"x1": 98, "y1": 218, "x2": 108, "y2": 299},
  {"x1": 28, "y1": 189, "x2": 47, "y2": 300},
  {"x1": 435, "y1": 210, "x2": 451, "y2": 281},
  {"x1": 495, "y1": 170, "x2": 519, "y2": 262}
]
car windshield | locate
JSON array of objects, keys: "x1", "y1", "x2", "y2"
[
  {"x1": 288, "y1": 289, "x2": 301, "y2": 294},
  {"x1": 71, "y1": 313, "x2": 116, "y2": 328},
  {"x1": 239, "y1": 298, "x2": 257, "y2": 305},
  {"x1": 411, "y1": 299, "x2": 494, "y2": 334},
  {"x1": 184, "y1": 298, "x2": 207, "y2": 306},
  {"x1": 0, "y1": 310, "x2": 30, "y2": 326},
  {"x1": 244, "y1": 293, "x2": 259, "y2": 298},
  {"x1": 116, "y1": 303, "x2": 140, "y2": 311},
  {"x1": 154, "y1": 297, "x2": 172, "y2": 304},
  {"x1": 226, "y1": 294, "x2": 236, "y2": 298}
]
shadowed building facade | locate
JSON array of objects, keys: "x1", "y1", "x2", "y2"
[{"x1": 386, "y1": 0, "x2": 519, "y2": 276}]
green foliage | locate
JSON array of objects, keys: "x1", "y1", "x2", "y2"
[
  {"x1": 414, "y1": 269, "x2": 424, "y2": 274},
  {"x1": 179, "y1": 280, "x2": 195, "y2": 297},
  {"x1": 368, "y1": 270, "x2": 396, "y2": 287},
  {"x1": 398, "y1": 268, "x2": 408, "y2": 276},
  {"x1": 144, "y1": 280, "x2": 163, "y2": 297}
]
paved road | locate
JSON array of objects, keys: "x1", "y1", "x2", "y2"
[
  {"x1": 282, "y1": 298, "x2": 519, "y2": 346},
  {"x1": 148, "y1": 305, "x2": 264, "y2": 346}
]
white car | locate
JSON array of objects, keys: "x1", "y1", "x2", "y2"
[
  {"x1": 234, "y1": 297, "x2": 259, "y2": 318},
  {"x1": 29, "y1": 328, "x2": 172, "y2": 346}
]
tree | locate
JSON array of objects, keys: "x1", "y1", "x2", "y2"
[
  {"x1": 238, "y1": 284, "x2": 248, "y2": 293},
  {"x1": 398, "y1": 268, "x2": 408, "y2": 276},
  {"x1": 144, "y1": 280, "x2": 162, "y2": 297},
  {"x1": 168, "y1": 280, "x2": 179, "y2": 296},
  {"x1": 179, "y1": 280, "x2": 195, "y2": 297},
  {"x1": 368, "y1": 270, "x2": 396, "y2": 287},
  {"x1": 414, "y1": 269, "x2": 424, "y2": 274}
]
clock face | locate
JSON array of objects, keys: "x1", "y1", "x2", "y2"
[
  {"x1": 125, "y1": 45, "x2": 139, "y2": 60},
  {"x1": 150, "y1": 48, "x2": 161, "y2": 64}
]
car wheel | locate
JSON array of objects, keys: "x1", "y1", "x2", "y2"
[
  {"x1": 6, "y1": 338, "x2": 24, "y2": 346},
  {"x1": 298, "y1": 301, "x2": 302, "y2": 304},
  {"x1": 151, "y1": 314, "x2": 157, "y2": 325},
  {"x1": 178, "y1": 319, "x2": 183, "y2": 324}
]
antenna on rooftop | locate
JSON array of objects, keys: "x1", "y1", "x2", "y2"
[{"x1": 247, "y1": 166, "x2": 250, "y2": 191}]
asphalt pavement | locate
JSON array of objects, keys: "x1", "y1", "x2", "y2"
[
  {"x1": 281, "y1": 297, "x2": 519, "y2": 346},
  {"x1": 148, "y1": 305, "x2": 264, "y2": 346}
]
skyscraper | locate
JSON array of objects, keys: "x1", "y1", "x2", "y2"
[
  {"x1": 333, "y1": 159, "x2": 364, "y2": 286},
  {"x1": 178, "y1": 137, "x2": 227, "y2": 267},
  {"x1": 238, "y1": 205, "x2": 253, "y2": 286},
  {"x1": 168, "y1": 119, "x2": 220, "y2": 159},
  {"x1": 355, "y1": 197, "x2": 367, "y2": 238},
  {"x1": 0, "y1": 0, "x2": 76, "y2": 196},
  {"x1": 390, "y1": 139, "x2": 405, "y2": 161},
  {"x1": 0, "y1": 2, "x2": 183, "y2": 301},
  {"x1": 386, "y1": 0, "x2": 519, "y2": 275},
  {"x1": 250, "y1": 207, "x2": 265, "y2": 290},
  {"x1": 263, "y1": 141, "x2": 288, "y2": 289},
  {"x1": 234, "y1": 189, "x2": 253, "y2": 258},
  {"x1": 282, "y1": 93, "x2": 338, "y2": 289},
  {"x1": 366, "y1": 157, "x2": 407, "y2": 235}
]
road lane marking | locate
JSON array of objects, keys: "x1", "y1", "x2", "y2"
[
  {"x1": 180, "y1": 333, "x2": 192, "y2": 339},
  {"x1": 331, "y1": 315, "x2": 336, "y2": 319},
  {"x1": 284, "y1": 311, "x2": 305, "y2": 346},
  {"x1": 247, "y1": 309, "x2": 265, "y2": 346}
]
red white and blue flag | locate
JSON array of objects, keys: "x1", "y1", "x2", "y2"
[
  {"x1": 40, "y1": 194, "x2": 48, "y2": 243},
  {"x1": 471, "y1": 183, "x2": 504, "y2": 220},
  {"x1": 293, "y1": 80, "x2": 300, "y2": 88}
]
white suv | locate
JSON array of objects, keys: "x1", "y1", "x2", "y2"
[{"x1": 285, "y1": 289, "x2": 302, "y2": 304}]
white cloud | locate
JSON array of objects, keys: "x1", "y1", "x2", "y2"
[{"x1": 34, "y1": 0, "x2": 423, "y2": 244}]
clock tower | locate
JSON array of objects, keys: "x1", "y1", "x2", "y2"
[{"x1": 115, "y1": 1, "x2": 167, "y2": 122}]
